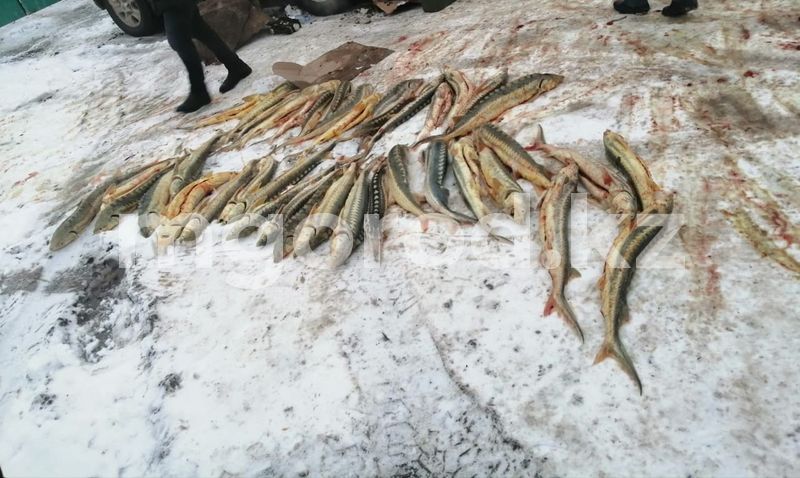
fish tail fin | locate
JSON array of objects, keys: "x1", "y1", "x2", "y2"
[
  {"x1": 544, "y1": 294, "x2": 584, "y2": 343},
  {"x1": 558, "y1": 298, "x2": 584, "y2": 344},
  {"x1": 594, "y1": 336, "x2": 642, "y2": 394},
  {"x1": 489, "y1": 232, "x2": 513, "y2": 245},
  {"x1": 549, "y1": 295, "x2": 584, "y2": 344},
  {"x1": 412, "y1": 134, "x2": 444, "y2": 149}
]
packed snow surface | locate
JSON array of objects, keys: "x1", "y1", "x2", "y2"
[{"x1": 1, "y1": 0, "x2": 799, "y2": 476}]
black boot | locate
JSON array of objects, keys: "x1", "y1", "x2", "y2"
[
  {"x1": 613, "y1": 0, "x2": 650, "y2": 14},
  {"x1": 219, "y1": 63, "x2": 252, "y2": 94},
  {"x1": 422, "y1": 0, "x2": 457, "y2": 12},
  {"x1": 176, "y1": 88, "x2": 211, "y2": 113},
  {"x1": 662, "y1": 0, "x2": 698, "y2": 17}
]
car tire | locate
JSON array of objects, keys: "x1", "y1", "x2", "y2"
[
  {"x1": 297, "y1": 0, "x2": 357, "y2": 16},
  {"x1": 105, "y1": 0, "x2": 160, "y2": 37}
]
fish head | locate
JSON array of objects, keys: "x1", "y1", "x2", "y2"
[
  {"x1": 93, "y1": 211, "x2": 120, "y2": 233},
  {"x1": 329, "y1": 231, "x2": 355, "y2": 267},
  {"x1": 538, "y1": 73, "x2": 565, "y2": 91},
  {"x1": 611, "y1": 192, "x2": 638, "y2": 218},
  {"x1": 50, "y1": 230, "x2": 78, "y2": 251},
  {"x1": 602, "y1": 130, "x2": 627, "y2": 163},
  {"x1": 449, "y1": 139, "x2": 466, "y2": 159}
]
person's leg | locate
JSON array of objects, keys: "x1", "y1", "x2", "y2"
[
  {"x1": 613, "y1": 0, "x2": 650, "y2": 14},
  {"x1": 188, "y1": 6, "x2": 252, "y2": 93},
  {"x1": 163, "y1": 6, "x2": 211, "y2": 112},
  {"x1": 662, "y1": 0, "x2": 698, "y2": 17}
]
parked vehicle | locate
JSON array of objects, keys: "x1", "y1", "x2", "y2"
[
  {"x1": 93, "y1": 0, "x2": 358, "y2": 36},
  {"x1": 93, "y1": 0, "x2": 160, "y2": 36}
]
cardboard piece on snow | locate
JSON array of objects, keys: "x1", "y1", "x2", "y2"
[{"x1": 272, "y1": 42, "x2": 394, "y2": 88}]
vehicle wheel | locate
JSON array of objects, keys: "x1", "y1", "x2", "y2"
[
  {"x1": 297, "y1": 0, "x2": 357, "y2": 16},
  {"x1": 105, "y1": 0, "x2": 160, "y2": 37}
]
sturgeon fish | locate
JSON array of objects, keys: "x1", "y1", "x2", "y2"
[
  {"x1": 423, "y1": 140, "x2": 476, "y2": 223},
  {"x1": 138, "y1": 170, "x2": 174, "y2": 238},
  {"x1": 169, "y1": 133, "x2": 221, "y2": 196},
  {"x1": 386, "y1": 144, "x2": 426, "y2": 220},
  {"x1": 95, "y1": 160, "x2": 175, "y2": 233},
  {"x1": 50, "y1": 175, "x2": 119, "y2": 250},
  {"x1": 596, "y1": 194, "x2": 674, "y2": 394},
  {"x1": 477, "y1": 145, "x2": 526, "y2": 223},
  {"x1": 178, "y1": 160, "x2": 259, "y2": 243},
  {"x1": 330, "y1": 168, "x2": 371, "y2": 267},
  {"x1": 415, "y1": 73, "x2": 564, "y2": 146},
  {"x1": 603, "y1": 130, "x2": 661, "y2": 213},
  {"x1": 539, "y1": 162, "x2": 583, "y2": 342},
  {"x1": 294, "y1": 163, "x2": 357, "y2": 255},
  {"x1": 474, "y1": 124, "x2": 551, "y2": 189}
]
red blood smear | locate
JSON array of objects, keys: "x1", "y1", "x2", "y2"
[
  {"x1": 741, "y1": 28, "x2": 751, "y2": 40},
  {"x1": 397, "y1": 35, "x2": 408, "y2": 42},
  {"x1": 743, "y1": 70, "x2": 759, "y2": 77},
  {"x1": 716, "y1": 77, "x2": 728, "y2": 83}
]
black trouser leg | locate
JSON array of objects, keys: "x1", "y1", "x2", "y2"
[
  {"x1": 188, "y1": 6, "x2": 246, "y2": 72},
  {"x1": 163, "y1": 6, "x2": 207, "y2": 95}
]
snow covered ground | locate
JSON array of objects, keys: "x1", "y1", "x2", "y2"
[{"x1": 1, "y1": 0, "x2": 799, "y2": 476}]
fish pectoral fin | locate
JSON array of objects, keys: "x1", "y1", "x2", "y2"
[
  {"x1": 543, "y1": 294, "x2": 556, "y2": 317},
  {"x1": 534, "y1": 191, "x2": 546, "y2": 210},
  {"x1": 596, "y1": 273, "x2": 606, "y2": 291},
  {"x1": 419, "y1": 216, "x2": 430, "y2": 233},
  {"x1": 534, "y1": 123, "x2": 546, "y2": 145},
  {"x1": 569, "y1": 268, "x2": 581, "y2": 280}
]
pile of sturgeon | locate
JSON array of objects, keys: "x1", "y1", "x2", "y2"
[{"x1": 50, "y1": 69, "x2": 673, "y2": 393}]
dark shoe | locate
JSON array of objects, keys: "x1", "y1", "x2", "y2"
[
  {"x1": 662, "y1": 0, "x2": 697, "y2": 17},
  {"x1": 422, "y1": 0, "x2": 457, "y2": 12},
  {"x1": 265, "y1": 14, "x2": 301, "y2": 34},
  {"x1": 176, "y1": 89, "x2": 211, "y2": 113},
  {"x1": 219, "y1": 64, "x2": 252, "y2": 94},
  {"x1": 613, "y1": 0, "x2": 650, "y2": 14}
]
